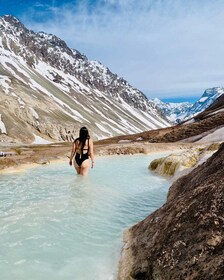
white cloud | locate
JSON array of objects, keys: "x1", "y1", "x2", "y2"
[{"x1": 21, "y1": 0, "x2": 224, "y2": 99}]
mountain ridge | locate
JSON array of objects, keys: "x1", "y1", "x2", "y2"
[
  {"x1": 152, "y1": 98, "x2": 192, "y2": 122},
  {"x1": 0, "y1": 15, "x2": 169, "y2": 143},
  {"x1": 181, "y1": 87, "x2": 224, "y2": 121},
  {"x1": 154, "y1": 88, "x2": 224, "y2": 123}
]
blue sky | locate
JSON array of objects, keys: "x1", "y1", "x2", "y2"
[{"x1": 1, "y1": 0, "x2": 224, "y2": 103}]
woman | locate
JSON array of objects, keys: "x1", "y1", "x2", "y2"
[{"x1": 69, "y1": 127, "x2": 94, "y2": 176}]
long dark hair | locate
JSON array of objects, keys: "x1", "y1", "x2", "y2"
[{"x1": 76, "y1": 127, "x2": 90, "y2": 154}]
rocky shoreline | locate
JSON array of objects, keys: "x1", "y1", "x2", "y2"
[
  {"x1": 0, "y1": 141, "x2": 194, "y2": 173},
  {"x1": 118, "y1": 142, "x2": 224, "y2": 280}
]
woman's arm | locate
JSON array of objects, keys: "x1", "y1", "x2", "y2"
[
  {"x1": 89, "y1": 139, "x2": 95, "y2": 168},
  {"x1": 69, "y1": 142, "x2": 76, "y2": 166}
]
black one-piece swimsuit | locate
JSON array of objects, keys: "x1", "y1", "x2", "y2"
[
  {"x1": 74, "y1": 139, "x2": 89, "y2": 167},
  {"x1": 75, "y1": 152, "x2": 89, "y2": 167}
]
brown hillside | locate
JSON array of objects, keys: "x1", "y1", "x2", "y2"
[{"x1": 97, "y1": 95, "x2": 224, "y2": 145}]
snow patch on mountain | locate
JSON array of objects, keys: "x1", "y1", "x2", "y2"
[
  {"x1": 29, "y1": 108, "x2": 39, "y2": 120},
  {"x1": 196, "y1": 126, "x2": 224, "y2": 143},
  {"x1": 0, "y1": 75, "x2": 11, "y2": 94},
  {"x1": 181, "y1": 87, "x2": 224, "y2": 121},
  {"x1": 0, "y1": 15, "x2": 170, "y2": 143},
  {"x1": 95, "y1": 123, "x2": 113, "y2": 136},
  {"x1": 32, "y1": 134, "x2": 52, "y2": 145},
  {"x1": 0, "y1": 114, "x2": 7, "y2": 134},
  {"x1": 152, "y1": 98, "x2": 192, "y2": 123},
  {"x1": 153, "y1": 88, "x2": 224, "y2": 123}
]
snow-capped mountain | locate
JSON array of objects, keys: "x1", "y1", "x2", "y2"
[
  {"x1": 0, "y1": 15, "x2": 169, "y2": 143},
  {"x1": 153, "y1": 88, "x2": 224, "y2": 123},
  {"x1": 179, "y1": 87, "x2": 224, "y2": 122},
  {"x1": 152, "y1": 98, "x2": 192, "y2": 123}
]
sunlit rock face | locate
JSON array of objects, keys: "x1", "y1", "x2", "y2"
[
  {"x1": 149, "y1": 151, "x2": 198, "y2": 176},
  {"x1": 118, "y1": 142, "x2": 224, "y2": 280},
  {"x1": 149, "y1": 143, "x2": 220, "y2": 177}
]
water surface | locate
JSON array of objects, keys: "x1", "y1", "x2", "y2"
[{"x1": 0, "y1": 154, "x2": 169, "y2": 280}]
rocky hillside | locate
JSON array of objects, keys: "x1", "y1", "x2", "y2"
[
  {"x1": 98, "y1": 94, "x2": 224, "y2": 145},
  {"x1": 118, "y1": 142, "x2": 224, "y2": 280},
  {"x1": 0, "y1": 15, "x2": 169, "y2": 144}
]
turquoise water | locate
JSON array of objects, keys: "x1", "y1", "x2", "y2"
[{"x1": 0, "y1": 154, "x2": 169, "y2": 280}]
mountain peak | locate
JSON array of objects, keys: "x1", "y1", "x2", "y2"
[
  {"x1": 0, "y1": 15, "x2": 169, "y2": 143},
  {"x1": 1, "y1": 15, "x2": 25, "y2": 29},
  {"x1": 2, "y1": 14, "x2": 19, "y2": 21},
  {"x1": 155, "y1": 89, "x2": 223, "y2": 123}
]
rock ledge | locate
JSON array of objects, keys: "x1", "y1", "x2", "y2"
[{"x1": 118, "y1": 142, "x2": 224, "y2": 280}]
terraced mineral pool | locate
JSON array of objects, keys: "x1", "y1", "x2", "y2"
[{"x1": 0, "y1": 154, "x2": 170, "y2": 280}]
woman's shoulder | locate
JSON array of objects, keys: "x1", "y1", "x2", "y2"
[{"x1": 89, "y1": 138, "x2": 93, "y2": 146}]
